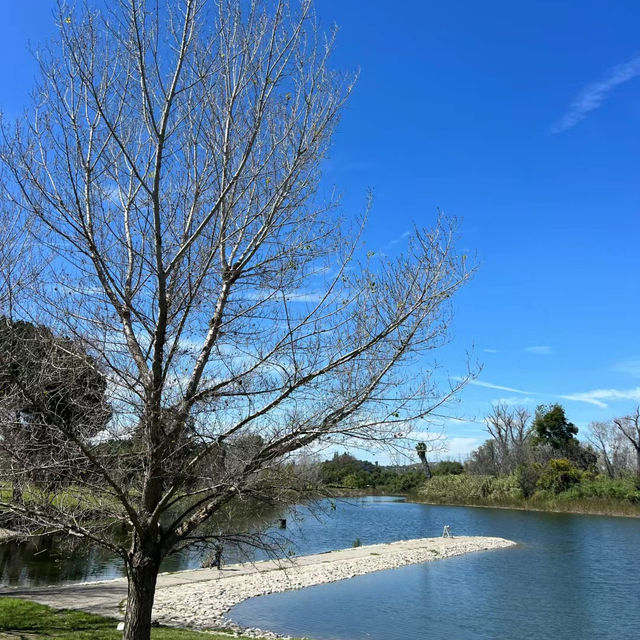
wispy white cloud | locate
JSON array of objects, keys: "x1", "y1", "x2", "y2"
[
  {"x1": 493, "y1": 396, "x2": 537, "y2": 407},
  {"x1": 464, "y1": 379, "x2": 536, "y2": 395},
  {"x1": 483, "y1": 348, "x2": 499, "y2": 354},
  {"x1": 613, "y1": 358, "x2": 640, "y2": 378},
  {"x1": 240, "y1": 289, "x2": 325, "y2": 303},
  {"x1": 559, "y1": 387, "x2": 640, "y2": 409},
  {"x1": 410, "y1": 431, "x2": 445, "y2": 443},
  {"x1": 552, "y1": 54, "x2": 640, "y2": 133},
  {"x1": 524, "y1": 345, "x2": 553, "y2": 356},
  {"x1": 387, "y1": 230, "x2": 412, "y2": 247},
  {"x1": 464, "y1": 376, "x2": 640, "y2": 411}
]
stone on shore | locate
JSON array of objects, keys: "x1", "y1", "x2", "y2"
[{"x1": 152, "y1": 536, "x2": 515, "y2": 637}]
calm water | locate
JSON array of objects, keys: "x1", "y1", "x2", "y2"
[
  {"x1": 0, "y1": 496, "x2": 415, "y2": 586},
  {"x1": 230, "y1": 497, "x2": 640, "y2": 640},
  {"x1": 3, "y1": 496, "x2": 640, "y2": 639}
]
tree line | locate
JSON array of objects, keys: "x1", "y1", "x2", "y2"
[
  {"x1": 319, "y1": 452, "x2": 463, "y2": 493},
  {"x1": 422, "y1": 403, "x2": 640, "y2": 507},
  {"x1": 467, "y1": 403, "x2": 640, "y2": 479}
]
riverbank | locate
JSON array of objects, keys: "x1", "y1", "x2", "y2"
[
  {"x1": 152, "y1": 536, "x2": 515, "y2": 636},
  {"x1": 412, "y1": 495, "x2": 640, "y2": 518},
  {"x1": 414, "y1": 473, "x2": 640, "y2": 518},
  {"x1": 0, "y1": 536, "x2": 515, "y2": 638}
]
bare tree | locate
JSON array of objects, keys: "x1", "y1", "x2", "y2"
[
  {"x1": 484, "y1": 403, "x2": 531, "y2": 473},
  {"x1": 613, "y1": 408, "x2": 640, "y2": 475},
  {"x1": 0, "y1": 201, "x2": 39, "y2": 320},
  {"x1": 588, "y1": 417, "x2": 640, "y2": 478},
  {"x1": 0, "y1": 1, "x2": 474, "y2": 638},
  {"x1": 588, "y1": 421, "x2": 616, "y2": 478},
  {"x1": 0, "y1": 202, "x2": 43, "y2": 501}
]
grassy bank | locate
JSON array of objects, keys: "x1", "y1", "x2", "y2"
[
  {"x1": 0, "y1": 598, "x2": 288, "y2": 640},
  {"x1": 416, "y1": 473, "x2": 640, "y2": 517}
]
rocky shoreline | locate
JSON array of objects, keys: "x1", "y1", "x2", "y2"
[{"x1": 152, "y1": 536, "x2": 515, "y2": 637}]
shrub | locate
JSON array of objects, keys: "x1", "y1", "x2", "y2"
[
  {"x1": 489, "y1": 474, "x2": 521, "y2": 500},
  {"x1": 562, "y1": 475, "x2": 640, "y2": 503},
  {"x1": 537, "y1": 459, "x2": 582, "y2": 494},
  {"x1": 433, "y1": 461, "x2": 464, "y2": 476},
  {"x1": 515, "y1": 463, "x2": 543, "y2": 498},
  {"x1": 342, "y1": 473, "x2": 366, "y2": 489}
]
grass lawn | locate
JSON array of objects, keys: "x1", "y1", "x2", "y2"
[{"x1": 0, "y1": 598, "x2": 265, "y2": 639}]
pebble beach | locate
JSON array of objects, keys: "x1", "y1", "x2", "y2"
[{"x1": 152, "y1": 535, "x2": 516, "y2": 637}]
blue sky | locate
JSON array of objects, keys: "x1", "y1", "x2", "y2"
[{"x1": 2, "y1": 1, "x2": 639, "y2": 460}]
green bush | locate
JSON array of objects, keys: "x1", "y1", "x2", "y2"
[
  {"x1": 432, "y1": 460, "x2": 465, "y2": 476},
  {"x1": 341, "y1": 473, "x2": 365, "y2": 489},
  {"x1": 515, "y1": 463, "x2": 542, "y2": 498},
  {"x1": 419, "y1": 474, "x2": 520, "y2": 503},
  {"x1": 488, "y1": 474, "x2": 521, "y2": 499},
  {"x1": 536, "y1": 459, "x2": 582, "y2": 494},
  {"x1": 561, "y1": 475, "x2": 640, "y2": 503}
]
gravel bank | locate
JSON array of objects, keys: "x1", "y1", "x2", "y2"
[{"x1": 153, "y1": 536, "x2": 515, "y2": 637}]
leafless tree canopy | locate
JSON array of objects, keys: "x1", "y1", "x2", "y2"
[
  {"x1": 0, "y1": 1, "x2": 474, "y2": 637},
  {"x1": 482, "y1": 403, "x2": 531, "y2": 473},
  {"x1": 589, "y1": 408, "x2": 640, "y2": 477}
]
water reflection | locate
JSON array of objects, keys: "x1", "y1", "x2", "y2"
[
  {"x1": 0, "y1": 535, "x2": 126, "y2": 586},
  {"x1": 0, "y1": 496, "x2": 297, "y2": 586}
]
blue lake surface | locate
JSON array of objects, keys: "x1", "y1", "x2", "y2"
[{"x1": 230, "y1": 496, "x2": 640, "y2": 640}]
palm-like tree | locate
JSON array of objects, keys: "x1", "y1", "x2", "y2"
[{"x1": 416, "y1": 442, "x2": 432, "y2": 479}]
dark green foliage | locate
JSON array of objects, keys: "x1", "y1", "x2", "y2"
[
  {"x1": 0, "y1": 317, "x2": 110, "y2": 439},
  {"x1": 532, "y1": 404, "x2": 578, "y2": 450},
  {"x1": 563, "y1": 438, "x2": 598, "y2": 471},
  {"x1": 391, "y1": 470, "x2": 426, "y2": 492},
  {"x1": 319, "y1": 453, "x2": 424, "y2": 493},
  {"x1": 432, "y1": 460, "x2": 464, "y2": 476},
  {"x1": 515, "y1": 463, "x2": 542, "y2": 498},
  {"x1": 320, "y1": 453, "x2": 364, "y2": 485},
  {"x1": 0, "y1": 318, "x2": 110, "y2": 492},
  {"x1": 536, "y1": 459, "x2": 583, "y2": 494}
]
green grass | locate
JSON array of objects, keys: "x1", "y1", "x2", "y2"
[{"x1": 0, "y1": 598, "x2": 276, "y2": 639}]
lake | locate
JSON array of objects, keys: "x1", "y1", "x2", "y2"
[
  {"x1": 230, "y1": 497, "x2": 640, "y2": 640},
  {"x1": 2, "y1": 496, "x2": 639, "y2": 639}
]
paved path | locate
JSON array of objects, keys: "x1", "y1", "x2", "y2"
[{"x1": 0, "y1": 536, "x2": 515, "y2": 621}]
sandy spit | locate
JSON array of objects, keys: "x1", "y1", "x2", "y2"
[{"x1": 152, "y1": 535, "x2": 515, "y2": 637}]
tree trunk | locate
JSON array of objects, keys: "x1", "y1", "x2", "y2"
[
  {"x1": 418, "y1": 452, "x2": 432, "y2": 480},
  {"x1": 123, "y1": 549, "x2": 161, "y2": 640},
  {"x1": 603, "y1": 454, "x2": 615, "y2": 479}
]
